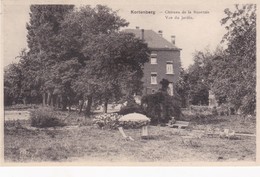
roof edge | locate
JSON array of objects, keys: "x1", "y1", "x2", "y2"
[{"x1": 149, "y1": 47, "x2": 182, "y2": 51}]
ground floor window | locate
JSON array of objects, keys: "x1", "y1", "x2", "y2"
[
  {"x1": 151, "y1": 72, "x2": 157, "y2": 85},
  {"x1": 168, "y1": 82, "x2": 174, "y2": 96}
]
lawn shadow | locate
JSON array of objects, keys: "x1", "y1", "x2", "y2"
[{"x1": 141, "y1": 134, "x2": 172, "y2": 141}]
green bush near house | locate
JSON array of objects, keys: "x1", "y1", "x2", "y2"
[
  {"x1": 142, "y1": 92, "x2": 182, "y2": 124},
  {"x1": 30, "y1": 108, "x2": 66, "y2": 128}
]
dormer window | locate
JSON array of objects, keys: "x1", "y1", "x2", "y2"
[{"x1": 150, "y1": 53, "x2": 157, "y2": 64}]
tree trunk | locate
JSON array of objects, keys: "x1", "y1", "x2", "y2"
[
  {"x1": 62, "y1": 102, "x2": 67, "y2": 111},
  {"x1": 103, "y1": 99, "x2": 108, "y2": 113},
  {"x1": 85, "y1": 96, "x2": 93, "y2": 116},
  {"x1": 47, "y1": 91, "x2": 52, "y2": 106},
  {"x1": 61, "y1": 95, "x2": 67, "y2": 111},
  {"x1": 78, "y1": 100, "x2": 84, "y2": 114},
  {"x1": 57, "y1": 95, "x2": 61, "y2": 109},
  {"x1": 53, "y1": 94, "x2": 57, "y2": 108},
  {"x1": 42, "y1": 93, "x2": 46, "y2": 107},
  {"x1": 68, "y1": 97, "x2": 71, "y2": 112},
  {"x1": 22, "y1": 97, "x2": 27, "y2": 105},
  {"x1": 50, "y1": 95, "x2": 54, "y2": 107}
]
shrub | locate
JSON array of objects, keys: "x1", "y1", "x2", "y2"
[
  {"x1": 93, "y1": 113, "x2": 122, "y2": 129},
  {"x1": 188, "y1": 104, "x2": 235, "y2": 116},
  {"x1": 119, "y1": 103, "x2": 144, "y2": 115},
  {"x1": 182, "y1": 108, "x2": 214, "y2": 121},
  {"x1": 142, "y1": 92, "x2": 182, "y2": 124},
  {"x1": 93, "y1": 113, "x2": 149, "y2": 129},
  {"x1": 30, "y1": 108, "x2": 65, "y2": 128}
]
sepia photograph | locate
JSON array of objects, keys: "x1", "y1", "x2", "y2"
[{"x1": 1, "y1": 0, "x2": 257, "y2": 165}]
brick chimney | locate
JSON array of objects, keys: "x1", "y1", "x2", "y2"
[
  {"x1": 171, "y1": 35, "x2": 176, "y2": 45},
  {"x1": 158, "y1": 30, "x2": 163, "y2": 37}
]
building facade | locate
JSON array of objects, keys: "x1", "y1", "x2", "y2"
[{"x1": 124, "y1": 28, "x2": 181, "y2": 96}]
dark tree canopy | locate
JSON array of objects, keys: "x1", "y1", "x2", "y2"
[{"x1": 5, "y1": 4, "x2": 149, "y2": 114}]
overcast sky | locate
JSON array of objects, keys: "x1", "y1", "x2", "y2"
[{"x1": 2, "y1": 0, "x2": 235, "y2": 69}]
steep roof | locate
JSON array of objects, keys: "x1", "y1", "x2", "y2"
[{"x1": 123, "y1": 29, "x2": 181, "y2": 50}]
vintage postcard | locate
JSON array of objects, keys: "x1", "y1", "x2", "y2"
[{"x1": 1, "y1": 0, "x2": 259, "y2": 166}]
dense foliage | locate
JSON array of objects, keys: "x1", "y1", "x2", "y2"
[
  {"x1": 142, "y1": 79, "x2": 182, "y2": 124},
  {"x1": 176, "y1": 4, "x2": 256, "y2": 115},
  {"x1": 213, "y1": 4, "x2": 256, "y2": 114},
  {"x1": 4, "y1": 5, "x2": 149, "y2": 114},
  {"x1": 93, "y1": 113, "x2": 122, "y2": 129},
  {"x1": 142, "y1": 92, "x2": 182, "y2": 124}
]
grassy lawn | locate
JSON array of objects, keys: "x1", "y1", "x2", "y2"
[{"x1": 4, "y1": 110, "x2": 256, "y2": 163}]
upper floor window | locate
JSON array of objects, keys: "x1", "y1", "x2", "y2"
[
  {"x1": 166, "y1": 61, "x2": 174, "y2": 74},
  {"x1": 150, "y1": 53, "x2": 157, "y2": 64},
  {"x1": 151, "y1": 72, "x2": 157, "y2": 85}
]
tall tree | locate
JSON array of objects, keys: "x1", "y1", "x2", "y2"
[
  {"x1": 11, "y1": 5, "x2": 149, "y2": 114},
  {"x1": 211, "y1": 4, "x2": 256, "y2": 114},
  {"x1": 175, "y1": 67, "x2": 190, "y2": 107},
  {"x1": 178, "y1": 47, "x2": 225, "y2": 107},
  {"x1": 81, "y1": 32, "x2": 149, "y2": 112},
  {"x1": 184, "y1": 50, "x2": 213, "y2": 106},
  {"x1": 25, "y1": 5, "x2": 74, "y2": 108},
  {"x1": 178, "y1": 4, "x2": 255, "y2": 114},
  {"x1": 60, "y1": 5, "x2": 148, "y2": 113}
]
